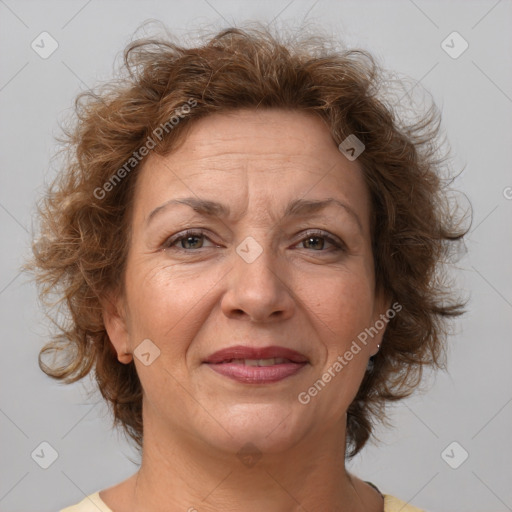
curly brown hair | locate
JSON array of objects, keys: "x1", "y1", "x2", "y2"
[{"x1": 25, "y1": 23, "x2": 468, "y2": 458}]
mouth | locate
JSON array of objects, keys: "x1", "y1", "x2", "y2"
[{"x1": 203, "y1": 345, "x2": 309, "y2": 384}]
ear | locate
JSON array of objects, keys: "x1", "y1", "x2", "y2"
[
  {"x1": 370, "y1": 288, "x2": 394, "y2": 356},
  {"x1": 101, "y1": 289, "x2": 133, "y2": 364}
]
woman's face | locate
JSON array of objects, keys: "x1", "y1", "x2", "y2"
[{"x1": 106, "y1": 109, "x2": 389, "y2": 454}]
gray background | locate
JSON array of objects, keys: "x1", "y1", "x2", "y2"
[{"x1": 1, "y1": 1, "x2": 511, "y2": 511}]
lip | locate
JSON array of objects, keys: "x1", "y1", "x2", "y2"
[
  {"x1": 204, "y1": 345, "x2": 309, "y2": 364},
  {"x1": 203, "y1": 345, "x2": 309, "y2": 384}
]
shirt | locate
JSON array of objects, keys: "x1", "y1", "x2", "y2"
[{"x1": 59, "y1": 491, "x2": 427, "y2": 511}]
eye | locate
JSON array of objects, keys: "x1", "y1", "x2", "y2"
[
  {"x1": 163, "y1": 230, "x2": 216, "y2": 251},
  {"x1": 162, "y1": 229, "x2": 345, "y2": 253},
  {"x1": 296, "y1": 230, "x2": 345, "y2": 252}
]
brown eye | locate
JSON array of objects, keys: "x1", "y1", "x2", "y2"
[
  {"x1": 179, "y1": 234, "x2": 204, "y2": 249},
  {"x1": 163, "y1": 230, "x2": 215, "y2": 251},
  {"x1": 297, "y1": 230, "x2": 344, "y2": 252},
  {"x1": 302, "y1": 236, "x2": 326, "y2": 250}
]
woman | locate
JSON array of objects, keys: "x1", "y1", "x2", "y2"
[{"x1": 28, "y1": 24, "x2": 466, "y2": 512}]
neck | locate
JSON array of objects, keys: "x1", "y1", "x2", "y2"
[{"x1": 124, "y1": 414, "x2": 380, "y2": 512}]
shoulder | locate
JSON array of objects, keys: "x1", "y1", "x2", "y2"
[
  {"x1": 59, "y1": 492, "x2": 113, "y2": 512},
  {"x1": 383, "y1": 494, "x2": 427, "y2": 512}
]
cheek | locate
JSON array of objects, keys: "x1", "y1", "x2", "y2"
[
  {"x1": 123, "y1": 263, "x2": 212, "y2": 404},
  {"x1": 300, "y1": 274, "x2": 375, "y2": 413},
  {"x1": 124, "y1": 262, "x2": 221, "y2": 355},
  {"x1": 300, "y1": 267, "x2": 375, "y2": 345}
]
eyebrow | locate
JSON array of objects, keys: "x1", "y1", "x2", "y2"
[{"x1": 146, "y1": 196, "x2": 363, "y2": 232}]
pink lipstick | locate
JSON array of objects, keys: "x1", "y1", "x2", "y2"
[{"x1": 203, "y1": 345, "x2": 308, "y2": 384}]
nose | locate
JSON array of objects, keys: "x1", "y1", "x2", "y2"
[{"x1": 221, "y1": 238, "x2": 296, "y2": 324}]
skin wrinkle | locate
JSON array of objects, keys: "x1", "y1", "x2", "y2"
[
  {"x1": 101, "y1": 109, "x2": 388, "y2": 512},
  {"x1": 146, "y1": 197, "x2": 364, "y2": 242}
]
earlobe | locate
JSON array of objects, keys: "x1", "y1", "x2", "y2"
[
  {"x1": 116, "y1": 352, "x2": 133, "y2": 364},
  {"x1": 101, "y1": 291, "x2": 133, "y2": 364}
]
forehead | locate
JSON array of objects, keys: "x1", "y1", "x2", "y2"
[
  {"x1": 167, "y1": 108, "x2": 343, "y2": 166},
  {"x1": 133, "y1": 109, "x2": 370, "y2": 228}
]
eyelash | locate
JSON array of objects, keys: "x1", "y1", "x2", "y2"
[{"x1": 162, "y1": 229, "x2": 345, "y2": 253}]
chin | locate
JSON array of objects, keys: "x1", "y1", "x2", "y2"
[{"x1": 201, "y1": 402, "x2": 308, "y2": 456}]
